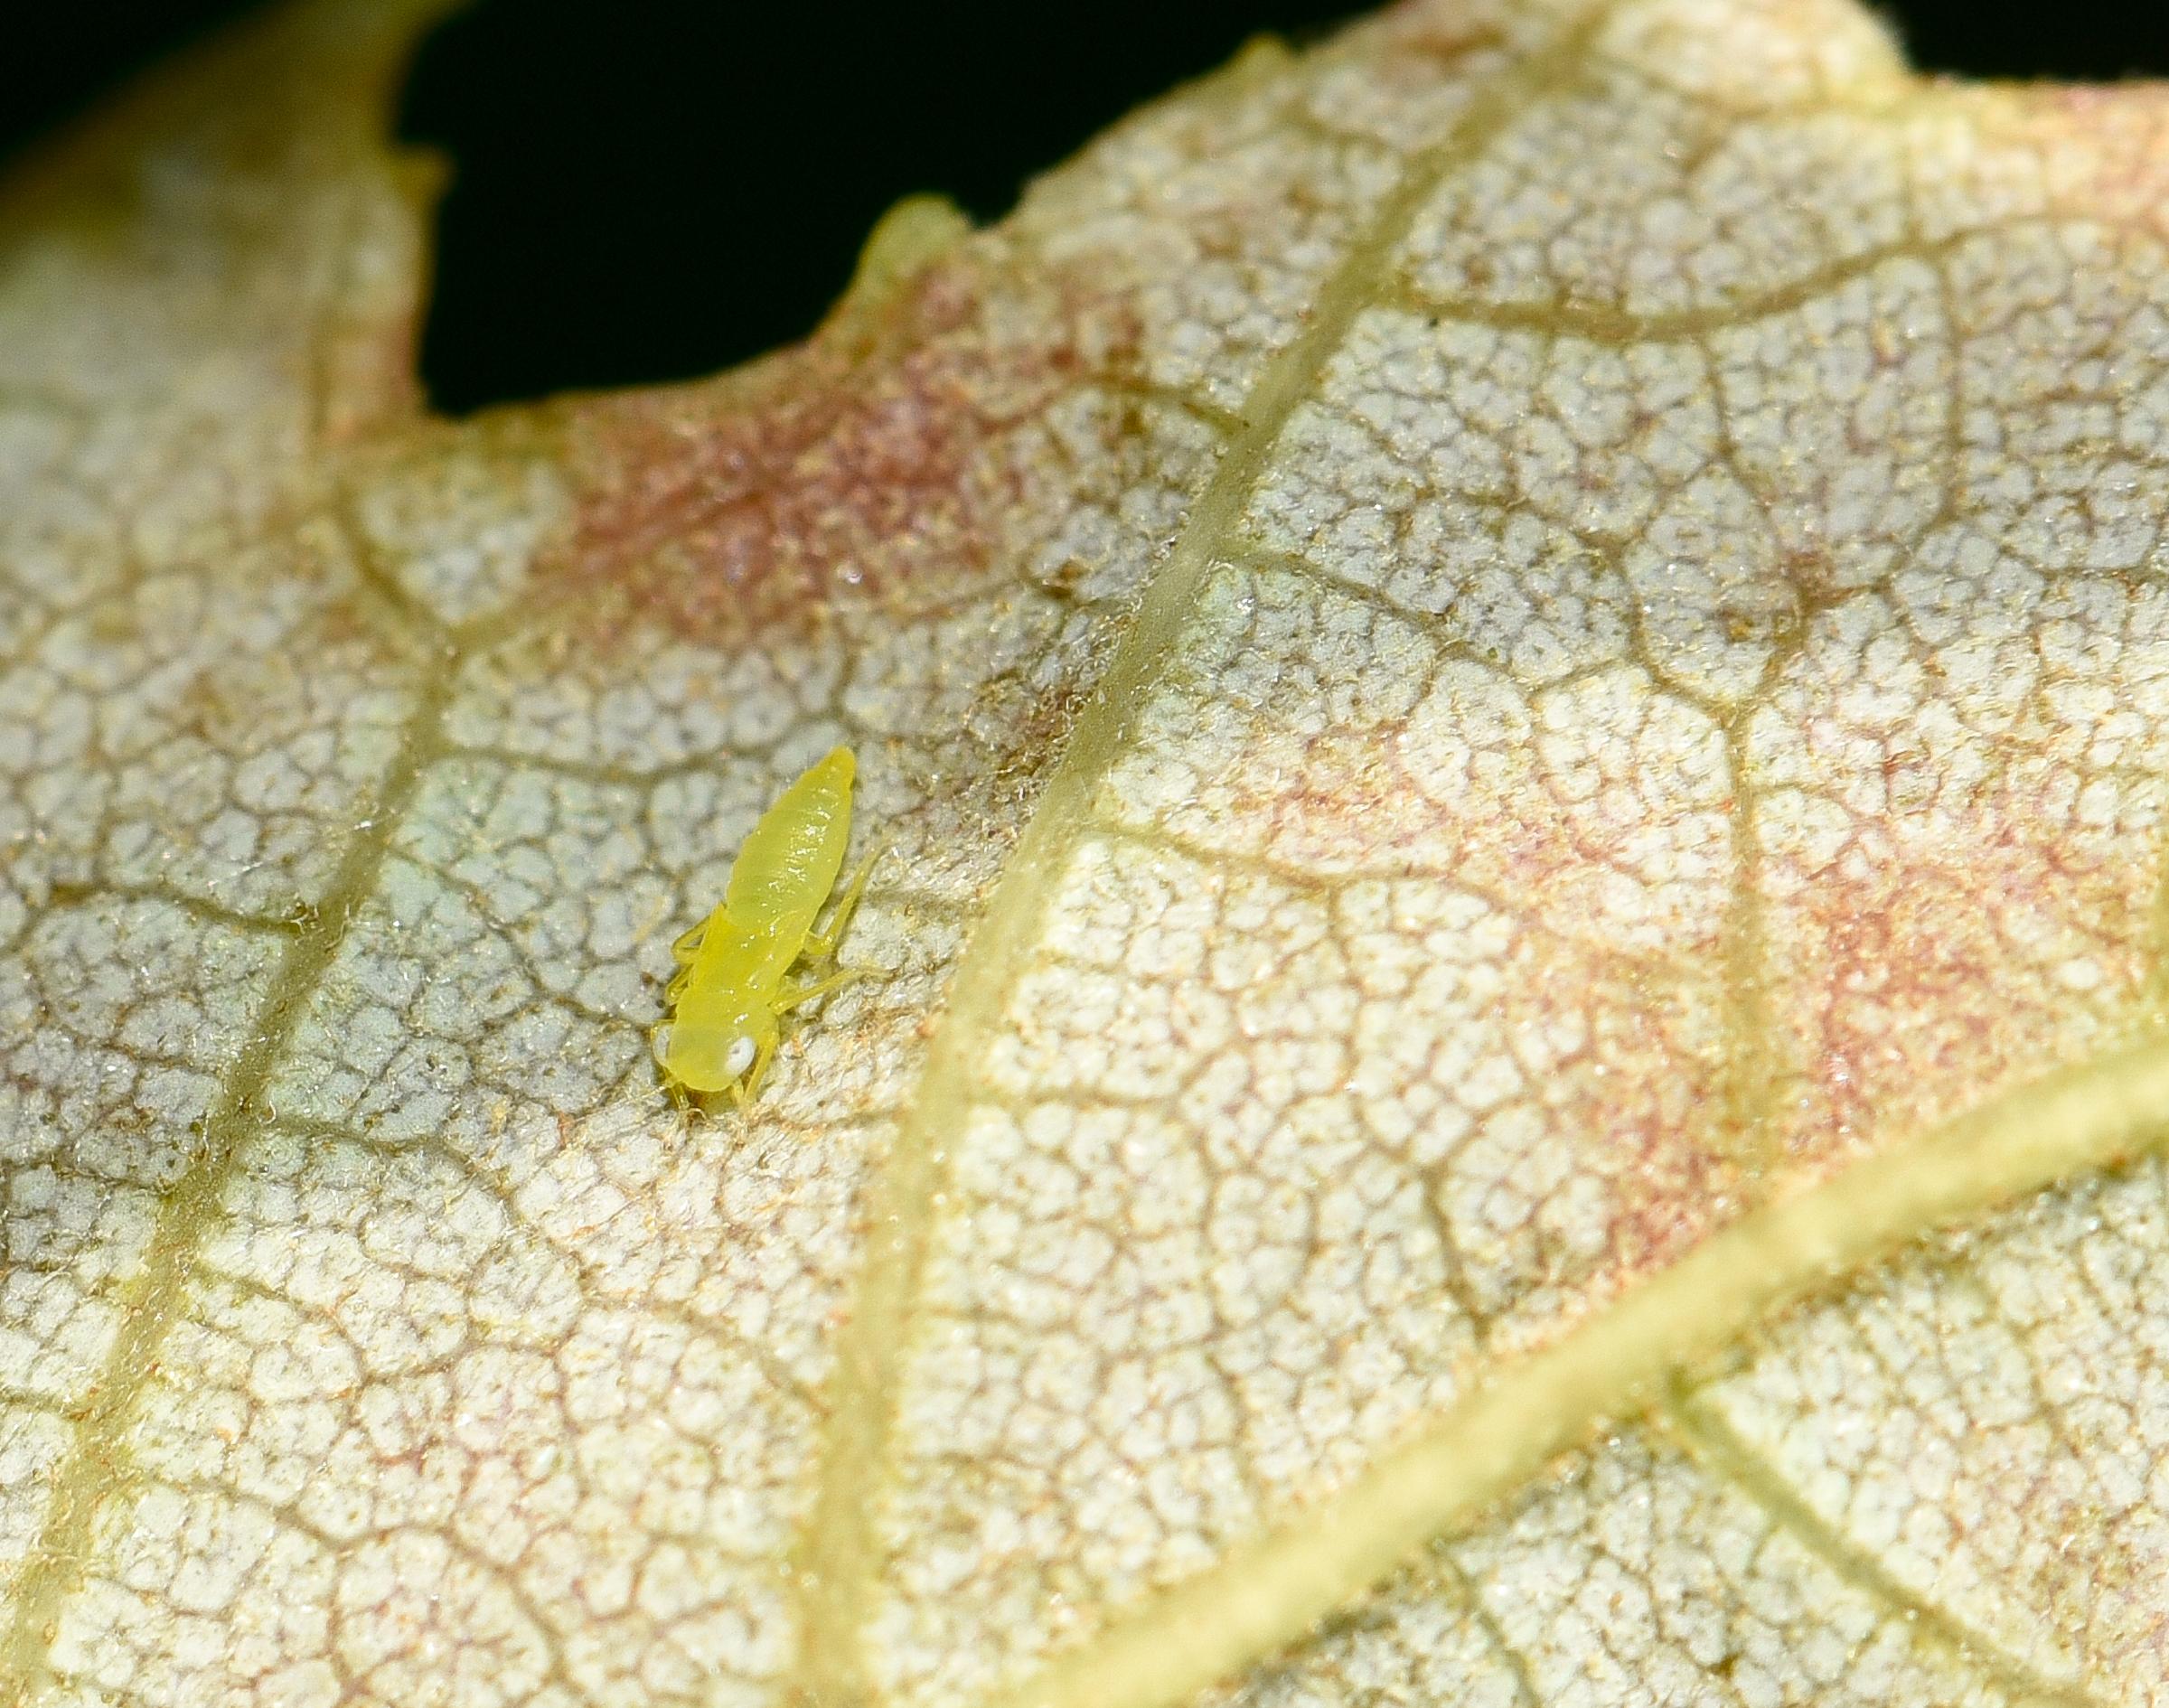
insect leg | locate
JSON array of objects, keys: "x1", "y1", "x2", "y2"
[
  {"x1": 671, "y1": 920, "x2": 709, "y2": 965},
  {"x1": 803, "y1": 842, "x2": 887, "y2": 960},
  {"x1": 649, "y1": 1024, "x2": 691, "y2": 1111},
  {"x1": 743, "y1": 1032, "x2": 778, "y2": 1103},
  {"x1": 775, "y1": 968, "x2": 862, "y2": 1012}
]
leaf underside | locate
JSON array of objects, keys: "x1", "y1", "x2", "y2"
[{"x1": 5, "y1": 2, "x2": 2169, "y2": 1706}]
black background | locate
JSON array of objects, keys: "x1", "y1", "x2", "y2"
[{"x1": 5, "y1": 1, "x2": 2168, "y2": 413}]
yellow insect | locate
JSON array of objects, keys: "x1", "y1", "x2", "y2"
[{"x1": 655, "y1": 746, "x2": 879, "y2": 1105}]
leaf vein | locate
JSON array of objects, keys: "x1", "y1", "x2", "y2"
[
  {"x1": 778, "y1": 4, "x2": 1625, "y2": 1701},
  {"x1": 1661, "y1": 1383, "x2": 2102, "y2": 1708},
  {"x1": 0, "y1": 669, "x2": 457, "y2": 1707}
]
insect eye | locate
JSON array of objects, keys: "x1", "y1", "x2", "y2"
[{"x1": 723, "y1": 1036, "x2": 757, "y2": 1079}]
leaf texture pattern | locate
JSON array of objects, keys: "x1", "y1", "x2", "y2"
[{"x1": 5, "y1": 1, "x2": 2169, "y2": 1705}]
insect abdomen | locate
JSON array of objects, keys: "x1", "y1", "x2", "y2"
[{"x1": 725, "y1": 748, "x2": 854, "y2": 927}]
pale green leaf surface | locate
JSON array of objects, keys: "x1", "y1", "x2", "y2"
[{"x1": 5, "y1": 2, "x2": 2169, "y2": 1706}]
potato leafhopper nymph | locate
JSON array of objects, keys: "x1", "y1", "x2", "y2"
[{"x1": 654, "y1": 746, "x2": 879, "y2": 1104}]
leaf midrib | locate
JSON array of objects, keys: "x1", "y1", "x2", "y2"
[{"x1": 995, "y1": 1032, "x2": 2169, "y2": 1708}]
